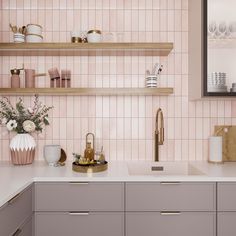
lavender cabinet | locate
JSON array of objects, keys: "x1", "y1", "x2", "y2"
[
  {"x1": 34, "y1": 182, "x2": 124, "y2": 212},
  {"x1": 126, "y1": 182, "x2": 216, "y2": 236},
  {"x1": 125, "y1": 182, "x2": 216, "y2": 211},
  {"x1": 126, "y1": 212, "x2": 216, "y2": 236},
  {"x1": 217, "y1": 183, "x2": 236, "y2": 236},
  {"x1": 34, "y1": 182, "x2": 125, "y2": 236},
  {"x1": 35, "y1": 212, "x2": 124, "y2": 236},
  {"x1": 0, "y1": 185, "x2": 33, "y2": 236}
]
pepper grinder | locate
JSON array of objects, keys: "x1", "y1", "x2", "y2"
[{"x1": 11, "y1": 67, "x2": 24, "y2": 88}]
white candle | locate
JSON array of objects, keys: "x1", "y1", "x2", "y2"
[{"x1": 209, "y1": 136, "x2": 223, "y2": 163}]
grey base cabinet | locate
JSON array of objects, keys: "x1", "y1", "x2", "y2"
[
  {"x1": 126, "y1": 212, "x2": 216, "y2": 236},
  {"x1": 218, "y1": 212, "x2": 236, "y2": 236},
  {"x1": 35, "y1": 212, "x2": 124, "y2": 236},
  {"x1": 0, "y1": 185, "x2": 32, "y2": 236},
  {"x1": 217, "y1": 183, "x2": 236, "y2": 236}
]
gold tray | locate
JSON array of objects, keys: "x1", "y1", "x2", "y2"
[{"x1": 72, "y1": 161, "x2": 108, "y2": 173}]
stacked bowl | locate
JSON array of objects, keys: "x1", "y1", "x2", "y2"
[
  {"x1": 26, "y1": 24, "x2": 43, "y2": 43},
  {"x1": 146, "y1": 75, "x2": 157, "y2": 88},
  {"x1": 208, "y1": 72, "x2": 227, "y2": 92}
]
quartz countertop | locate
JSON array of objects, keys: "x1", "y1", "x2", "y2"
[{"x1": 1, "y1": 160, "x2": 236, "y2": 208}]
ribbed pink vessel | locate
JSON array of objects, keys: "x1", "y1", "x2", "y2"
[
  {"x1": 10, "y1": 134, "x2": 36, "y2": 165},
  {"x1": 11, "y1": 149, "x2": 35, "y2": 165}
]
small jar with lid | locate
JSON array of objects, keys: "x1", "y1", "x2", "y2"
[
  {"x1": 87, "y1": 29, "x2": 102, "y2": 43},
  {"x1": 11, "y1": 68, "x2": 24, "y2": 88}
]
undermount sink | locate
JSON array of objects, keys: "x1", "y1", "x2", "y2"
[{"x1": 127, "y1": 162, "x2": 205, "y2": 176}]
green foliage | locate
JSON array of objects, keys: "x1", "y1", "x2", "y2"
[{"x1": 0, "y1": 95, "x2": 53, "y2": 134}]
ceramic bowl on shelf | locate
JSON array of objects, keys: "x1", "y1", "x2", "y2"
[
  {"x1": 26, "y1": 24, "x2": 42, "y2": 35},
  {"x1": 26, "y1": 34, "x2": 43, "y2": 43}
]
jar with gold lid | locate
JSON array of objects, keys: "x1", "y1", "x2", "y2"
[{"x1": 87, "y1": 29, "x2": 102, "y2": 43}]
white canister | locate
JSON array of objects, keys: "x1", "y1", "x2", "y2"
[
  {"x1": 87, "y1": 29, "x2": 102, "y2": 43},
  {"x1": 208, "y1": 136, "x2": 223, "y2": 163},
  {"x1": 26, "y1": 24, "x2": 42, "y2": 35},
  {"x1": 44, "y1": 145, "x2": 61, "y2": 166}
]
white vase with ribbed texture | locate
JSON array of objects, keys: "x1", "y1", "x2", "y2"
[{"x1": 10, "y1": 133, "x2": 36, "y2": 165}]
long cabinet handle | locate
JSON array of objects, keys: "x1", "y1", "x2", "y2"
[
  {"x1": 160, "y1": 211, "x2": 181, "y2": 216},
  {"x1": 12, "y1": 228, "x2": 22, "y2": 236},
  {"x1": 8, "y1": 193, "x2": 21, "y2": 205},
  {"x1": 69, "y1": 182, "x2": 89, "y2": 185},
  {"x1": 69, "y1": 212, "x2": 89, "y2": 216},
  {"x1": 160, "y1": 182, "x2": 181, "y2": 185}
]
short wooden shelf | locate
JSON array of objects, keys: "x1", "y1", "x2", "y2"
[
  {"x1": 0, "y1": 42, "x2": 173, "y2": 56},
  {"x1": 0, "y1": 88, "x2": 174, "y2": 96}
]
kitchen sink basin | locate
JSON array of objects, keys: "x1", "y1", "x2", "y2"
[{"x1": 127, "y1": 162, "x2": 205, "y2": 176}]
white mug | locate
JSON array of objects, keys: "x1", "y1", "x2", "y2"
[{"x1": 44, "y1": 145, "x2": 61, "y2": 166}]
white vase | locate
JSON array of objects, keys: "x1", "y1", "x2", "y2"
[
  {"x1": 43, "y1": 145, "x2": 61, "y2": 166},
  {"x1": 10, "y1": 133, "x2": 36, "y2": 165}
]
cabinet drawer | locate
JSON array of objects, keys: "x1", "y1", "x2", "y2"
[
  {"x1": 218, "y1": 212, "x2": 236, "y2": 236},
  {"x1": 126, "y1": 212, "x2": 215, "y2": 236},
  {"x1": 218, "y1": 183, "x2": 236, "y2": 211},
  {"x1": 34, "y1": 182, "x2": 124, "y2": 211},
  {"x1": 0, "y1": 185, "x2": 32, "y2": 236},
  {"x1": 126, "y1": 182, "x2": 215, "y2": 211},
  {"x1": 35, "y1": 212, "x2": 124, "y2": 236}
]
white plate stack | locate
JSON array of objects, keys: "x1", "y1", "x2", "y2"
[
  {"x1": 208, "y1": 72, "x2": 228, "y2": 92},
  {"x1": 146, "y1": 75, "x2": 157, "y2": 88},
  {"x1": 26, "y1": 24, "x2": 43, "y2": 43}
]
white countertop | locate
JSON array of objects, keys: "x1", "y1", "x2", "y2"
[{"x1": 1, "y1": 160, "x2": 236, "y2": 208}]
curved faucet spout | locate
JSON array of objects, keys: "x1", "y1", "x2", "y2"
[{"x1": 155, "y1": 108, "x2": 164, "y2": 162}]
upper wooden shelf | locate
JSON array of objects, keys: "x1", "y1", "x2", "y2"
[
  {"x1": 0, "y1": 88, "x2": 174, "y2": 96},
  {"x1": 0, "y1": 42, "x2": 173, "y2": 56}
]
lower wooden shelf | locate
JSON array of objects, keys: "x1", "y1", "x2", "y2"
[{"x1": 0, "y1": 88, "x2": 173, "y2": 96}]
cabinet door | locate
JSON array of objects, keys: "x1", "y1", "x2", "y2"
[
  {"x1": 34, "y1": 182, "x2": 124, "y2": 211},
  {"x1": 126, "y1": 212, "x2": 216, "y2": 236},
  {"x1": 218, "y1": 183, "x2": 236, "y2": 211},
  {"x1": 126, "y1": 182, "x2": 216, "y2": 211},
  {"x1": 0, "y1": 185, "x2": 32, "y2": 236},
  {"x1": 35, "y1": 212, "x2": 124, "y2": 236},
  {"x1": 218, "y1": 212, "x2": 236, "y2": 236}
]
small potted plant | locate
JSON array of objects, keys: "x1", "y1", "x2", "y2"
[{"x1": 0, "y1": 95, "x2": 53, "y2": 165}]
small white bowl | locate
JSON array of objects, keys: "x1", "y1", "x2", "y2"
[
  {"x1": 26, "y1": 24, "x2": 42, "y2": 35},
  {"x1": 87, "y1": 30, "x2": 102, "y2": 43},
  {"x1": 26, "y1": 34, "x2": 43, "y2": 43}
]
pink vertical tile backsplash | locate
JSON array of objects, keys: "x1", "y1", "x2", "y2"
[{"x1": 0, "y1": 0, "x2": 233, "y2": 161}]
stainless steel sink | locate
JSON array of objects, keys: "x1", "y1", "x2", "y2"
[{"x1": 127, "y1": 162, "x2": 205, "y2": 176}]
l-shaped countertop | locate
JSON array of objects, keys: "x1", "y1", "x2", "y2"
[{"x1": 1, "y1": 160, "x2": 236, "y2": 208}]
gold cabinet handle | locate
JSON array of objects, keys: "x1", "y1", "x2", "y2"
[
  {"x1": 69, "y1": 182, "x2": 89, "y2": 185},
  {"x1": 12, "y1": 228, "x2": 22, "y2": 236},
  {"x1": 160, "y1": 211, "x2": 181, "y2": 216},
  {"x1": 69, "y1": 212, "x2": 89, "y2": 216},
  {"x1": 8, "y1": 193, "x2": 21, "y2": 205}
]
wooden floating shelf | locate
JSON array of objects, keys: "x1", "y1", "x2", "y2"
[
  {"x1": 0, "y1": 88, "x2": 174, "y2": 96},
  {"x1": 0, "y1": 42, "x2": 173, "y2": 56}
]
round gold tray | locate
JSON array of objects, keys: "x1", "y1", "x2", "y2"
[{"x1": 72, "y1": 161, "x2": 108, "y2": 173}]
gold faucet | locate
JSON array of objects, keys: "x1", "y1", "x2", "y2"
[{"x1": 155, "y1": 108, "x2": 164, "y2": 162}]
